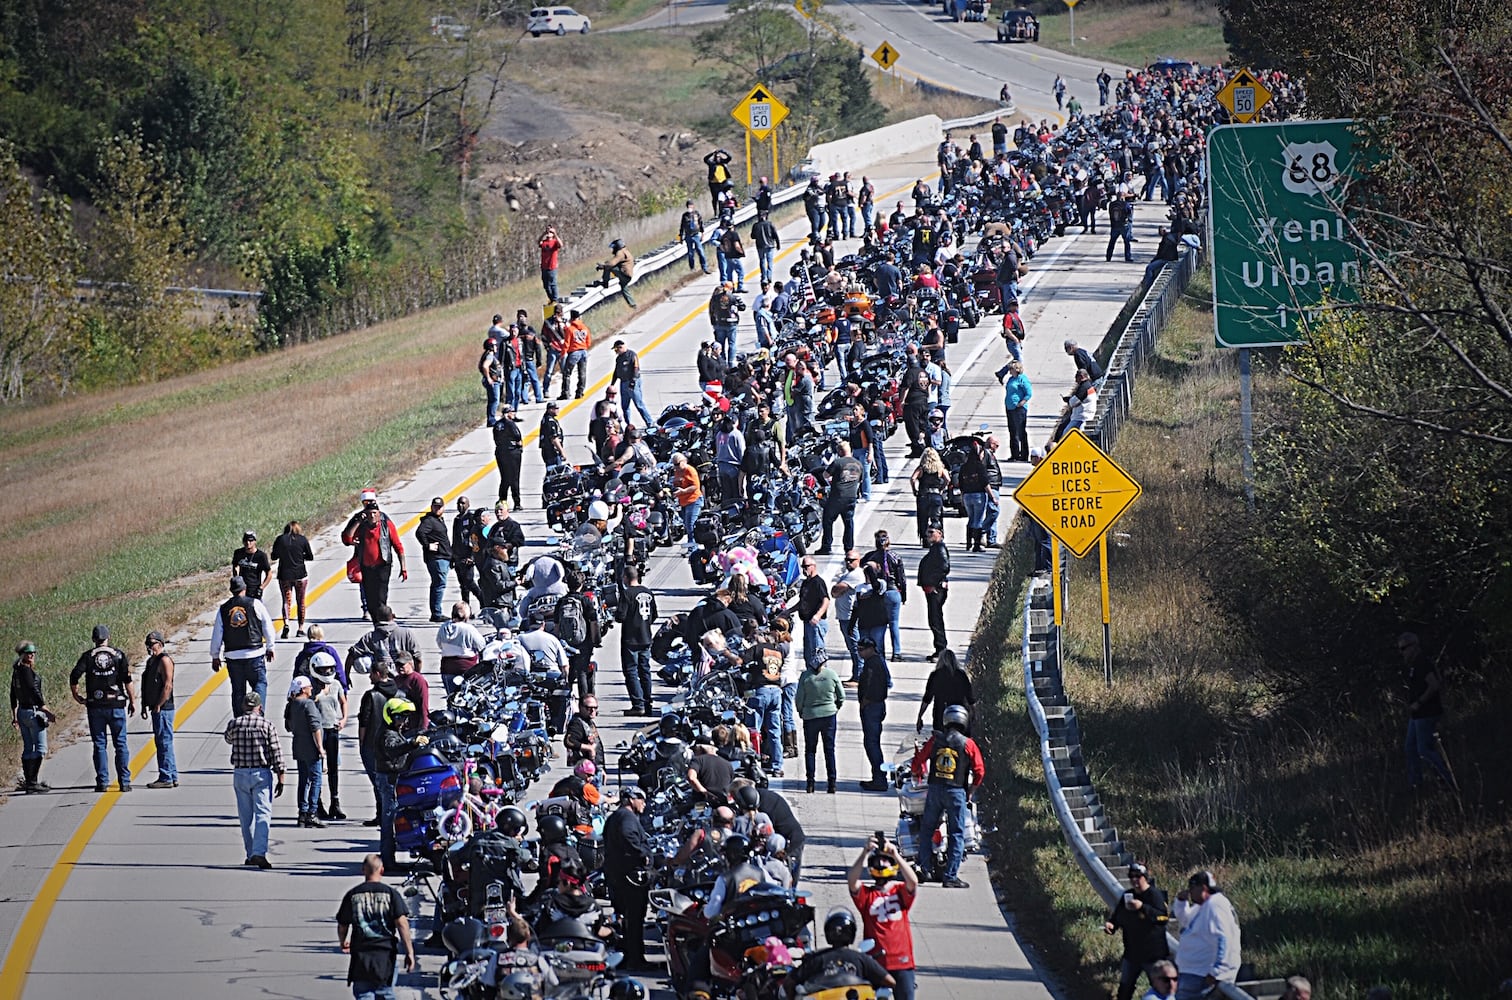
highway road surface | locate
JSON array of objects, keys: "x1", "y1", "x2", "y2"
[{"x1": 0, "y1": 142, "x2": 1165, "y2": 999}]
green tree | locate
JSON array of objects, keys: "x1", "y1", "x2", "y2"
[{"x1": 0, "y1": 141, "x2": 80, "y2": 399}]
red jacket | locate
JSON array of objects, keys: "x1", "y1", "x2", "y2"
[
  {"x1": 911, "y1": 732, "x2": 985, "y2": 789},
  {"x1": 342, "y1": 512, "x2": 405, "y2": 568}
]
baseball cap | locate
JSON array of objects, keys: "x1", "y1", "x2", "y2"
[
  {"x1": 244, "y1": 692, "x2": 263, "y2": 710},
  {"x1": 145, "y1": 631, "x2": 166, "y2": 647},
  {"x1": 15, "y1": 641, "x2": 36, "y2": 655},
  {"x1": 1128, "y1": 862, "x2": 1149, "y2": 879},
  {"x1": 360, "y1": 488, "x2": 378, "y2": 504},
  {"x1": 243, "y1": 530, "x2": 257, "y2": 542},
  {"x1": 622, "y1": 786, "x2": 647, "y2": 802},
  {"x1": 288, "y1": 675, "x2": 312, "y2": 696},
  {"x1": 92, "y1": 624, "x2": 110, "y2": 644},
  {"x1": 431, "y1": 496, "x2": 445, "y2": 508}
]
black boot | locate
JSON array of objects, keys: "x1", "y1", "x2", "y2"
[{"x1": 328, "y1": 799, "x2": 347, "y2": 821}]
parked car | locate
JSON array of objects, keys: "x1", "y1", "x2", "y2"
[
  {"x1": 527, "y1": 6, "x2": 591, "y2": 36},
  {"x1": 430, "y1": 15, "x2": 468, "y2": 41},
  {"x1": 996, "y1": 8, "x2": 1040, "y2": 42},
  {"x1": 1147, "y1": 57, "x2": 1200, "y2": 76}
]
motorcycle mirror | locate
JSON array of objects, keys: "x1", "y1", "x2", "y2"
[
  {"x1": 859, "y1": 938, "x2": 876, "y2": 954},
  {"x1": 606, "y1": 953, "x2": 624, "y2": 969}
]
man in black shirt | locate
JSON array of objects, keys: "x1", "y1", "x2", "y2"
[
  {"x1": 336, "y1": 854, "x2": 416, "y2": 993},
  {"x1": 231, "y1": 531, "x2": 271, "y2": 601},
  {"x1": 917, "y1": 527, "x2": 951, "y2": 659},
  {"x1": 1104, "y1": 861, "x2": 1171, "y2": 1000},
  {"x1": 611, "y1": 340, "x2": 654, "y2": 427},
  {"x1": 688, "y1": 741, "x2": 735, "y2": 804},
  {"x1": 616, "y1": 566, "x2": 658, "y2": 716},
  {"x1": 450, "y1": 497, "x2": 480, "y2": 609},
  {"x1": 603, "y1": 787, "x2": 652, "y2": 970},
  {"x1": 744, "y1": 638, "x2": 787, "y2": 776},
  {"x1": 856, "y1": 636, "x2": 891, "y2": 791},
  {"x1": 683, "y1": 590, "x2": 741, "y2": 650},
  {"x1": 415, "y1": 497, "x2": 453, "y2": 623},
  {"x1": 796, "y1": 558, "x2": 830, "y2": 668},
  {"x1": 69, "y1": 624, "x2": 136, "y2": 792},
  {"x1": 1063, "y1": 338, "x2": 1104, "y2": 383},
  {"x1": 816, "y1": 442, "x2": 864, "y2": 555}
]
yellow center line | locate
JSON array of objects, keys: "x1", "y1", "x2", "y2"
[{"x1": 0, "y1": 172, "x2": 923, "y2": 999}]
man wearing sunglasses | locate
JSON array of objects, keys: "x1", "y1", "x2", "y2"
[{"x1": 1141, "y1": 960, "x2": 1177, "y2": 999}]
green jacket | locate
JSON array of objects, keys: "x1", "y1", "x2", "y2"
[{"x1": 796, "y1": 666, "x2": 845, "y2": 720}]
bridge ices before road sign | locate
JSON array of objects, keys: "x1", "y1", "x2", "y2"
[
  {"x1": 1013, "y1": 429, "x2": 1141, "y2": 558},
  {"x1": 1208, "y1": 119, "x2": 1370, "y2": 348}
]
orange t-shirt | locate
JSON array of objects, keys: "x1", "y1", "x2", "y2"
[
  {"x1": 564, "y1": 319, "x2": 591, "y2": 353},
  {"x1": 674, "y1": 465, "x2": 702, "y2": 507}
]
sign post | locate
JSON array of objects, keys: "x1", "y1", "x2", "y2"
[
  {"x1": 1014, "y1": 429, "x2": 1142, "y2": 681},
  {"x1": 731, "y1": 85, "x2": 789, "y2": 189},
  {"x1": 1063, "y1": 0, "x2": 1078, "y2": 46}
]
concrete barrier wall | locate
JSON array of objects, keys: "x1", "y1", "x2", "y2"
[{"x1": 806, "y1": 114, "x2": 944, "y2": 179}]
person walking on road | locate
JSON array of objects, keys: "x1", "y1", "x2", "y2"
[
  {"x1": 224, "y1": 691, "x2": 284, "y2": 869},
  {"x1": 493, "y1": 409, "x2": 524, "y2": 509},
  {"x1": 679, "y1": 200, "x2": 710, "y2": 273},
  {"x1": 141, "y1": 631, "x2": 177, "y2": 788},
  {"x1": 750, "y1": 211, "x2": 780, "y2": 284},
  {"x1": 231, "y1": 530, "x2": 272, "y2": 602},
  {"x1": 603, "y1": 787, "x2": 653, "y2": 972},
  {"x1": 796, "y1": 647, "x2": 844, "y2": 795},
  {"x1": 211, "y1": 575, "x2": 276, "y2": 717},
  {"x1": 10, "y1": 641, "x2": 56, "y2": 793},
  {"x1": 816, "y1": 442, "x2": 863, "y2": 556},
  {"x1": 539, "y1": 225, "x2": 562, "y2": 302},
  {"x1": 1172, "y1": 871, "x2": 1242, "y2": 999},
  {"x1": 288, "y1": 675, "x2": 327, "y2": 828},
  {"x1": 450, "y1": 498, "x2": 480, "y2": 609},
  {"x1": 917, "y1": 526, "x2": 951, "y2": 660},
  {"x1": 849, "y1": 836, "x2": 920, "y2": 1000},
  {"x1": 911, "y1": 448, "x2": 951, "y2": 548},
  {"x1": 617, "y1": 566, "x2": 658, "y2": 716},
  {"x1": 1104, "y1": 861, "x2": 1172, "y2": 1000},
  {"x1": 612, "y1": 340, "x2": 655, "y2": 427},
  {"x1": 271, "y1": 521, "x2": 315, "y2": 638},
  {"x1": 911, "y1": 704, "x2": 984, "y2": 888},
  {"x1": 342, "y1": 490, "x2": 409, "y2": 624},
  {"x1": 855, "y1": 637, "x2": 892, "y2": 791},
  {"x1": 71, "y1": 625, "x2": 136, "y2": 792},
  {"x1": 337, "y1": 854, "x2": 417, "y2": 1000},
  {"x1": 1107, "y1": 188, "x2": 1135, "y2": 262},
  {"x1": 415, "y1": 497, "x2": 453, "y2": 624},
  {"x1": 916, "y1": 648, "x2": 974, "y2": 734}
]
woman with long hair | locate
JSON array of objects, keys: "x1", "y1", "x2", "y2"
[
  {"x1": 911, "y1": 448, "x2": 951, "y2": 547},
  {"x1": 271, "y1": 521, "x2": 315, "y2": 638},
  {"x1": 916, "y1": 647, "x2": 975, "y2": 735}
]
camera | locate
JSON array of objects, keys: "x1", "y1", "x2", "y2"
[{"x1": 733, "y1": 296, "x2": 748, "y2": 312}]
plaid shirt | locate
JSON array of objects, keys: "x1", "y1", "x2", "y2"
[{"x1": 224, "y1": 712, "x2": 284, "y2": 774}]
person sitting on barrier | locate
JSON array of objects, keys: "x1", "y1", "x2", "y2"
[{"x1": 1142, "y1": 959, "x2": 1178, "y2": 1000}]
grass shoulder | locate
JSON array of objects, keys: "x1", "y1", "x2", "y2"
[{"x1": 1029, "y1": 0, "x2": 1229, "y2": 69}]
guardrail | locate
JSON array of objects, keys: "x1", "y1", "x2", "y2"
[
  {"x1": 1021, "y1": 579, "x2": 1268, "y2": 1000},
  {"x1": 1085, "y1": 247, "x2": 1201, "y2": 453}
]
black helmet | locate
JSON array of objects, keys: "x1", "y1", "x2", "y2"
[
  {"x1": 610, "y1": 238, "x2": 624, "y2": 251},
  {"x1": 822, "y1": 907, "x2": 858, "y2": 947},
  {"x1": 733, "y1": 785, "x2": 760, "y2": 812},
  {"x1": 497, "y1": 971, "x2": 537, "y2": 1000},
  {"x1": 498, "y1": 805, "x2": 529, "y2": 838},
  {"x1": 721, "y1": 833, "x2": 753, "y2": 866},
  {"x1": 431, "y1": 733, "x2": 466, "y2": 761},
  {"x1": 659, "y1": 713, "x2": 682, "y2": 739},
  {"x1": 943, "y1": 704, "x2": 970, "y2": 731},
  {"x1": 429, "y1": 707, "x2": 455, "y2": 730},
  {"x1": 537, "y1": 813, "x2": 569, "y2": 845},
  {"x1": 609, "y1": 980, "x2": 647, "y2": 1000}
]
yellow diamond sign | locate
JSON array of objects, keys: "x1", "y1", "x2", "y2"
[
  {"x1": 1215, "y1": 67, "x2": 1272, "y2": 124},
  {"x1": 871, "y1": 41, "x2": 899, "y2": 71},
  {"x1": 731, "y1": 85, "x2": 789, "y2": 142},
  {"x1": 1013, "y1": 429, "x2": 1142, "y2": 558},
  {"x1": 794, "y1": 0, "x2": 820, "y2": 18}
]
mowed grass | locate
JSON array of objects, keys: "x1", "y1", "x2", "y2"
[
  {"x1": 969, "y1": 269, "x2": 1512, "y2": 999},
  {"x1": 1032, "y1": 0, "x2": 1229, "y2": 68}
]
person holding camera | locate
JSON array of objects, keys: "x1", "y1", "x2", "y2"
[
  {"x1": 1104, "y1": 862, "x2": 1171, "y2": 1000},
  {"x1": 848, "y1": 834, "x2": 920, "y2": 1000},
  {"x1": 341, "y1": 489, "x2": 408, "y2": 624},
  {"x1": 709, "y1": 283, "x2": 743, "y2": 367},
  {"x1": 539, "y1": 225, "x2": 562, "y2": 302}
]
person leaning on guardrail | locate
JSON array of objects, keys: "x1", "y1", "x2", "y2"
[{"x1": 1172, "y1": 871, "x2": 1242, "y2": 1000}]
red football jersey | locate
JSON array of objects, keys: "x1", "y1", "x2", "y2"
[{"x1": 852, "y1": 881, "x2": 916, "y2": 970}]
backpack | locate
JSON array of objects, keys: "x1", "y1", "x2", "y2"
[
  {"x1": 743, "y1": 439, "x2": 773, "y2": 476},
  {"x1": 555, "y1": 594, "x2": 590, "y2": 648}
]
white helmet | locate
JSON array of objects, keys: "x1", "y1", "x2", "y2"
[{"x1": 587, "y1": 500, "x2": 610, "y2": 521}]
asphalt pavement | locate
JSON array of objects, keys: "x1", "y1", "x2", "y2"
[{"x1": 0, "y1": 144, "x2": 1164, "y2": 999}]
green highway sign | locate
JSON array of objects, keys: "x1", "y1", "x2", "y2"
[{"x1": 1208, "y1": 120, "x2": 1368, "y2": 348}]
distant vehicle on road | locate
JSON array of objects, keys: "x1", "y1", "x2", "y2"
[
  {"x1": 1147, "y1": 57, "x2": 1200, "y2": 75},
  {"x1": 528, "y1": 6, "x2": 592, "y2": 36},
  {"x1": 430, "y1": 15, "x2": 468, "y2": 41},
  {"x1": 996, "y1": 8, "x2": 1041, "y2": 42}
]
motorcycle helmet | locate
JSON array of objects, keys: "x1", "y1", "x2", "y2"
[
  {"x1": 588, "y1": 500, "x2": 610, "y2": 522},
  {"x1": 497, "y1": 805, "x2": 529, "y2": 838},
  {"x1": 431, "y1": 733, "x2": 466, "y2": 761},
  {"x1": 822, "y1": 907, "x2": 858, "y2": 948},
  {"x1": 609, "y1": 238, "x2": 624, "y2": 251},
  {"x1": 557, "y1": 855, "x2": 588, "y2": 884},
  {"x1": 659, "y1": 713, "x2": 683, "y2": 739},
  {"x1": 537, "y1": 813, "x2": 570, "y2": 845},
  {"x1": 943, "y1": 704, "x2": 971, "y2": 731},
  {"x1": 429, "y1": 708, "x2": 455, "y2": 730},
  {"x1": 721, "y1": 833, "x2": 753, "y2": 866},
  {"x1": 609, "y1": 980, "x2": 647, "y2": 1000},
  {"x1": 733, "y1": 784, "x2": 760, "y2": 812},
  {"x1": 868, "y1": 851, "x2": 899, "y2": 881},
  {"x1": 497, "y1": 971, "x2": 537, "y2": 1000},
  {"x1": 574, "y1": 759, "x2": 597, "y2": 779},
  {"x1": 381, "y1": 697, "x2": 416, "y2": 726}
]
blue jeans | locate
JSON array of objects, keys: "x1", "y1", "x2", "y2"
[
  {"x1": 88, "y1": 706, "x2": 130, "y2": 788},
  {"x1": 802, "y1": 713, "x2": 838, "y2": 784},
  {"x1": 1405, "y1": 716, "x2": 1453, "y2": 787},
  {"x1": 1174, "y1": 972, "x2": 1217, "y2": 1000},
  {"x1": 505, "y1": 368, "x2": 524, "y2": 409},
  {"x1": 862, "y1": 625, "x2": 889, "y2": 662},
  {"x1": 803, "y1": 618, "x2": 829, "y2": 667},
  {"x1": 997, "y1": 279, "x2": 1019, "y2": 307},
  {"x1": 714, "y1": 322, "x2": 738, "y2": 366},
  {"x1": 1144, "y1": 170, "x2": 1169, "y2": 201},
  {"x1": 544, "y1": 349, "x2": 562, "y2": 385},
  {"x1": 521, "y1": 362, "x2": 544, "y2": 403},
  {"x1": 984, "y1": 493, "x2": 1000, "y2": 544},
  {"x1": 233, "y1": 767, "x2": 274, "y2": 859},
  {"x1": 781, "y1": 682, "x2": 798, "y2": 734},
  {"x1": 861, "y1": 204, "x2": 875, "y2": 232},
  {"x1": 17, "y1": 706, "x2": 47, "y2": 760},
  {"x1": 425, "y1": 558, "x2": 450, "y2": 618},
  {"x1": 727, "y1": 257, "x2": 745, "y2": 290},
  {"x1": 845, "y1": 205, "x2": 858, "y2": 238},
  {"x1": 891, "y1": 968, "x2": 916, "y2": 1000},
  {"x1": 919, "y1": 783, "x2": 969, "y2": 880},
  {"x1": 482, "y1": 377, "x2": 501, "y2": 426},
  {"x1": 838, "y1": 616, "x2": 860, "y2": 679},
  {"x1": 622, "y1": 645, "x2": 653, "y2": 709},
  {"x1": 684, "y1": 234, "x2": 708, "y2": 271},
  {"x1": 758, "y1": 246, "x2": 775, "y2": 283},
  {"x1": 749, "y1": 685, "x2": 784, "y2": 771},
  {"x1": 962, "y1": 491, "x2": 988, "y2": 530},
  {"x1": 828, "y1": 206, "x2": 844, "y2": 236},
  {"x1": 299, "y1": 758, "x2": 324, "y2": 816},
  {"x1": 857, "y1": 451, "x2": 871, "y2": 501},
  {"x1": 680, "y1": 499, "x2": 703, "y2": 548},
  {"x1": 227, "y1": 656, "x2": 268, "y2": 718},
  {"x1": 378, "y1": 773, "x2": 398, "y2": 864},
  {"x1": 883, "y1": 589, "x2": 903, "y2": 658},
  {"x1": 1107, "y1": 218, "x2": 1134, "y2": 261},
  {"x1": 150, "y1": 707, "x2": 177, "y2": 782},
  {"x1": 353, "y1": 979, "x2": 398, "y2": 1000},
  {"x1": 563, "y1": 349, "x2": 588, "y2": 396},
  {"x1": 715, "y1": 250, "x2": 729, "y2": 283},
  {"x1": 870, "y1": 430, "x2": 889, "y2": 483},
  {"x1": 542, "y1": 268, "x2": 558, "y2": 302},
  {"x1": 620, "y1": 380, "x2": 654, "y2": 426},
  {"x1": 806, "y1": 206, "x2": 824, "y2": 237},
  {"x1": 860, "y1": 700, "x2": 886, "y2": 780}
]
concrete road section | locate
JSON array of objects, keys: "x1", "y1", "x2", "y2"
[{"x1": 0, "y1": 143, "x2": 1164, "y2": 1000}]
